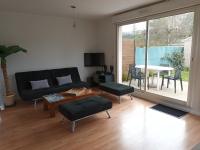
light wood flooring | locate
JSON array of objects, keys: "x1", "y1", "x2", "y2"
[{"x1": 1, "y1": 93, "x2": 200, "y2": 150}]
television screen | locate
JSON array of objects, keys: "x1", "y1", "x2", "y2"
[{"x1": 84, "y1": 53, "x2": 105, "y2": 66}]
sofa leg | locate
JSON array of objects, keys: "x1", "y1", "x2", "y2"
[
  {"x1": 34, "y1": 98, "x2": 42, "y2": 109},
  {"x1": 72, "y1": 121, "x2": 76, "y2": 132},
  {"x1": 106, "y1": 110, "x2": 111, "y2": 118},
  {"x1": 34, "y1": 99, "x2": 37, "y2": 109}
]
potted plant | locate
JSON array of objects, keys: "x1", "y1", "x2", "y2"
[{"x1": 0, "y1": 45, "x2": 27, "y2": 106}]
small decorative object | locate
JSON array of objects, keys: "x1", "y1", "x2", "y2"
[
  {"x1": 103, "y1": 65, "x2": 107, "y2": 73},
  {"x1": 110, "y1": 65, "x2": 114, "y2": 74},
  {"x1": 43, "y1": 94, "x2": 64, "y2": 103},
  {"x1": 0, "y1": 45, "x2": 27, "y2": 107}
]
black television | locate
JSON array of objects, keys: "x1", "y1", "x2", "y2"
[{"x1": 84, "y1": 53, "x2": 105, "y2": 66}]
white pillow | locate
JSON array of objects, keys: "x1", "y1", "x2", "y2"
[
  {"x1": 56, "y1": 75, "x2": 72, "y2": 86},
  {"x1": 30, "y1": 79, "x2": 50, "y2": 90}
]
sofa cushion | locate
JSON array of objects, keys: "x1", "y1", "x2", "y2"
[
  {"x1": 21, "y1": 87, "x2": 57, "y2": 100},
  {"x1": 56, "y1": 75, "x2": 72, "y2": 86},
  {"x1": 20, "y1": 82, "x2": 89, "y2": 100},
  {"x1": 30, "y1": 79, "x2": 50, "y2": 90}
]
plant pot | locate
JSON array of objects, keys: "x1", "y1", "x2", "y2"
[{"x1": 4, "y1": 94, "x2": 16, "y2": 107}]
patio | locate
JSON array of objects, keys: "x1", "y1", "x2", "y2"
[{"x1": 122, "y1": 77, "x2": 188, "y2": 102}]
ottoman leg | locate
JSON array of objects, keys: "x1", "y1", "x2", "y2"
[
  {"x1": 119, "y1": 96, "x2": 121, "y2": 104},
  {"x1": 130, "y1": 94, "x2": 133, "y2": 100},
  {"x1": 72, "y1": 121, "x2": 76, "y2": 132},
  {"x1": 106, "y1": 110, "x2": 111, "y2": 118}
]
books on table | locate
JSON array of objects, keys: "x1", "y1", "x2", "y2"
[{"x1": 43, "y1": 94, "x2": 64, "y2": 103}]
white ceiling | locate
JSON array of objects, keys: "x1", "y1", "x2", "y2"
[{"x1": 0, "y1": 0, "x2": 163, "y2": 20}]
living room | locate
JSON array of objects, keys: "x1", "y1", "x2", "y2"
[{"x1": 1, "y1": 0, "x2": 200, "y2": 150}]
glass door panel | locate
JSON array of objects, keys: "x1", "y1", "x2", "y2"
[
  {"x1": 121, "y1": 22, "x2": 147, "y2": 91},
  {"x1": 146, "y1": 12, "x2": 194, "y2": 102},
  {"x1": 119, "y1": 11, "x2": 194, "y2": 103}
]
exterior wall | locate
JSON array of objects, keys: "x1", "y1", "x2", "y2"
[{"x1": 122, "y1": 39, "x2": 135, "y2": 75}]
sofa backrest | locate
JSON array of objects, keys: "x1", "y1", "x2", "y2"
[
  {"x1": 15, "y1": 67, "x2": 81, "y2": 94},
  {"x1": 15, "y1": 70, "x2": 53, "y2": 91},
  {"x1": 50, "y1": 67, "x2": 81, "y2": 85}
]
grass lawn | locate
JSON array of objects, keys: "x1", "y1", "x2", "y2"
[
  {"x1": 181, "y1": 70, "x2": 189, "y2": 81},
  {"x1": 163, "y1": 70, "x2": 189, "y2": 81}
]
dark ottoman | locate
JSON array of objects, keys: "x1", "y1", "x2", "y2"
[
  {"x1": 99, "y1": 82, "x2": 134, "y2": 103},
  {"x1": 59, "y1": 96, "x2": 112, "y2": 132}
]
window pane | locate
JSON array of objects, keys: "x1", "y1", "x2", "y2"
[
  {"x1": 121, "y1": 22, "x2": 147, "y2": 90},
  {"x1": 147, "y1": 12, "x2": 194, "y2": 102}
]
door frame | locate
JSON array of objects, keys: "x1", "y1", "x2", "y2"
[{"x1": 116, "y1": 6, "x2": 197, "y2": 106}]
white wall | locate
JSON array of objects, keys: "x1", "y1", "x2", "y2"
[
  {"x1": 0, "y1": 12, "x2": 98, "y2": 97},
  {"x1": 96, "y1": 18, "x2": 116, "y2": 74}
]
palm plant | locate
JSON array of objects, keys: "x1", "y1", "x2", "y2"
[{"x1": 0, "y1": 45, "x2": 27, "y2": 96}]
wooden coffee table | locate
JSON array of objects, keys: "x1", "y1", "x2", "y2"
[{"x1": 43, "y1": 88, "x2": 98, "y2": 117}]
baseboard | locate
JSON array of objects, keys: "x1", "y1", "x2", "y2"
[{"x1": 190, "y1": 109, "x2": 200, "y2": 116}]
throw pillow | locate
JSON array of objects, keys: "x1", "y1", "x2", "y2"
[
  {"x1": 30, "y1": 79, "x2": 50, "y2": 90},
  {"x1": 56, "y1": 75, "x2": 72, "y2": 85}
]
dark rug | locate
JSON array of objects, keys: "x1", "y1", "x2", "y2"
[{"x1": 151, "y1": 104, "x2": 188, "y2": 118}]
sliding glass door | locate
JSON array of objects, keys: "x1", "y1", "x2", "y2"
[
  {"x1": 146, "y1": 12, "x2": 194, "y2": 101},
  {"x1": 121, "y1": 22, "x2": 147, "y2": 91},
  {"x1": 119, "y1": 11, "x2": 194, "y2": 102}
]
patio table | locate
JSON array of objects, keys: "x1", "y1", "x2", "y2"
[{"x1": 135, "y1": 65, "x2": 174, "y2": 90}]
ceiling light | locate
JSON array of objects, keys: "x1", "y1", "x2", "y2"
[{"x1": 70, "y1": 5, "x2": 77, "y2": 28}]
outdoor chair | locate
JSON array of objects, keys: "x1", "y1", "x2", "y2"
[
  {"x1": 161, "y1": 69, "x2": 183, "y2": 93},
  {"x1": 127, "y1": 64, "x2": 134, "y2": 81},
  {"x1": 128, "y1": 64, "x2": 149, "y2": 90},
  {"x1": 151, "y1": 64, "x2": 170, "y2": 85}
]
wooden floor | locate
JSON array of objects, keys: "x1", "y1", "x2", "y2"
[{"x1": 1, "y1": 93, "x2": 200, "y2": 150}]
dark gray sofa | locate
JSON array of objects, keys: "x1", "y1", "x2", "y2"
[{"x1": 15, "y1": 67, "x2": 89, "y2": 101}]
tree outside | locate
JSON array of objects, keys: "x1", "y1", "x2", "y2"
[{"x1": 122, "y1": 12, "x2": 194, "y2": 47}]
